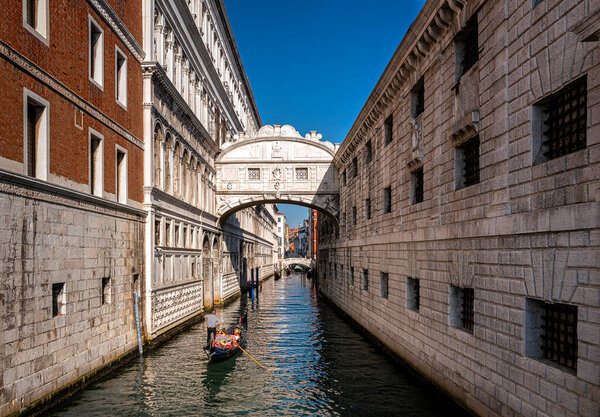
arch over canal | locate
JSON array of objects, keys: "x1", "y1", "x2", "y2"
[{"x1": 215, "y1": 124, "x2": 340, "y2": 228}]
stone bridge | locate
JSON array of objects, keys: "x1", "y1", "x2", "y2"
[
  {"x1": 215, "y1": 125, "x2": 340, "y2": 227},
  {"x1": 283, "y1": 257, "x2": 313, "y2": 269}
]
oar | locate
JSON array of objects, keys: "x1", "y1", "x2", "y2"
[{"x1": 220, "y1": 330, "x2": 267, "y2": 369}]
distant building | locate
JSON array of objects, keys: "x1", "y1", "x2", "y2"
[{"x1": 274, "y1": 210, "x2": 286, "y2": 259}]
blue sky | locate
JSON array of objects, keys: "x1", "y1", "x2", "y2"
[{"x1": 225, "y1": 0, "x2": 426, "y2": 227}]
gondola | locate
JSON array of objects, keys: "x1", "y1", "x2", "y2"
[
  {"x1": 204, "y1": 315, "x2": 247, "y2": 363},
  {"x1": 274, "y1": 270, "x2": 281, "y2": 280},
  {"x1": 285, "y1": 267, "x2": 291, "y2": 276}
]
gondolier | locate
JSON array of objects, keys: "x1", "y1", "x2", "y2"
[{"x1": 205, "y1": 310, "x2": 221, "y2": 353}]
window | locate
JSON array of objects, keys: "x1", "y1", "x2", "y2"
[
  {"x1": 532, "y1": 0, "x2": 544, "y2": 7},
  {"x1": 115, "y1": 47, "x2": 127, "y2": 107},
  {"x1": 411, "y1": 77, "x2": 424, "y2": 118},
  {"x1": 533, "y1": 76, "x2": 587, "y2": 164},
  {"x1": 23, "y1": 0, "x2": 48, "y2": 43},
  {"x1": 340, "y1": 265, "x2": 344, "y2": 281},
  {"x1": 383, "y1": 186, "x2": 392, "y2": 214},
  {"x1": 365, "y1": 140, "x2": 372, "y2": 164},
  {"x1": 116, "y1": 147, "x2": 127, "y2": 203},
  {"x1": 165, "y1": 221, "x2": 171, "y2": 246},
  {"x1": 449, "y1": 286, "x2": 474, "y2": 333},
  {"x1": 101, "y1": 277, "x2": 110, "y2": 305},
  {"x1": 342, "y1": 170, "x2": 347, "y2": 186},
  {"x1": 52, "y1": 282, "x2": 65, "y2": 317},
  {"x1": 334, "y1": 264, "x2": 337, "y2": 281},
  {"x1": 89, "y1": 16, "x2": 104, "y2": 88},
  {"x1": 365, "y1": 198, "x2": 371, "y2": 220},
  {"x1": 407, "y1": 277, "x2": 420, "y2": 312},
  {"x1": 352, "y1": 157, "x2": 358, "y2": 179},
  {"x1": 24, "y1": 91, "x2": 49, "y2": 180},
  {"x1": 155, "y1": 219, "x2": 161, "y2": 245},
  {"x1": 89, "y1": 130, "x2": 103, "y2": 197},
  {"x1": 411, "y1": 167, "x2": 424, "y2": 204},
  {"x1": 352, "y1": 206, "x2": 357, "y2": 225},
  {"x1": 362, "y1": 269, "x2": 369, "y2": 291},
  {"x1": 455, "y1": 136, "x2": 480, "y2": 190},
  {"x1": 295, "y1": 167, "x2": 308, "y2": 181},
  {"x1": 380, "y1": 273, "x2": 389, "y2": 298},
  {"x1": 248, "y1": 168, "x2": 260, "y2": 181},
  {"x1": 384, "y1": 115, "x2": 393, "y2": 146},
  {"x1": 526, "y1": 299, "x2": 577, "y2": 370},
  {"x1": 455, "y1": 15, "x2": 478, "y2": 80},
  {"x1": 175, "y1": 224, "x2": 180, "y2": 247},
  {"x1": 278, "y1": 218, "x2": 282, "y2": 223},
  {"x1": 350, "y1": 267, "x2": 354, "y2": 286}
]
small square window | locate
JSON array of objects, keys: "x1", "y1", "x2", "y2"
[
  {"x1": 365, "y1": 198, "x2": 371, "y2": 220},
  {"x1": 383, "y1": 186, "x2": 392, "y2": 214},
  {"x1": 532, "y1": 76, "x2": 587, "y2": 164},
  {"x1": 455, "y1": 136, "x2": 480, "y2": 190},
  {"x1": 449, "y1": 285, "x2": 474, "y2": 333},
  {"x1": 526, "y1": 299, "x2": 578, "y2": 370},
  {"x1": 411, "y1": 168, "x2": 424, "y2": 204},
  {"x1": 295, "y1": 167, "x2": 308, "y2": 181},
  {"x1": 101, "y1": 277, "x2": 111, "y2": 305},
  {"x1": 384, "y1": 115, "x2": 393, "y2": 146},
  {"x1": 248, "y1": 168, "x2": 260, "y2": 181},
  {"x1": 380, "y1": 273, "x2": 389, "y2": 298},
  {"x1": 352, "y1": 206, "x2": 357, "y2": 225},
  {"x1": 362, "y1": 269, "x2": 369, "y2": 291},
  {"x1": 365, "y1": 140, "x2": 372, "y2": 164},
  {"x1": 52, "y1": 282, "x2": 65, "y2": 317},
  {"x1": 455, "y1": 14, "x2": 478, "y2": 80},
  {"x1": 407, "y1": 277, "x2": 420, "y2": 312},
  {"x1": 350, "y1": 266, "x2": 355, "y2": 286},
  {"x1": 411, "y1": 77, "x2": 424, "y2": 119}
]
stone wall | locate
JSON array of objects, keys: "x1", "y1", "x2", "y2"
[
  {"x1": 0, "y1": 175, "x2": 144, "y2": 416},
  {"x1": 319, "y1": 1, "x2": 600, "y2": 417}
]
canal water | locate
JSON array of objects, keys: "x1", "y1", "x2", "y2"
[{"x1": 47, "y1": 274, "x2": 468, "y2": 417}]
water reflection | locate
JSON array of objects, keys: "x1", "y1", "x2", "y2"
[{"x1": 47, "y1": 273, "x2": 467, "y2": 417}]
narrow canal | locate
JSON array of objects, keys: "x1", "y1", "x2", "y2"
[{"x1": 47, "y1": 274, "x2": 467, "y2": 417}]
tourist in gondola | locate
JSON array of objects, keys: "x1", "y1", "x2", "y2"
[{"x1": 205, "y1": 310, "x2": 221, "y2": 353}]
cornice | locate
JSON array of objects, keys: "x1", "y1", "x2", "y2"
[
  {"x1": 335, "y1": 0, "x2": 467, "y2": 166},
  {"x1": 0, "y1": 41, "x2": 144, "y2": 149},
  {"x1": 0, "y1": 169, "x2": 145, "y2": 220},
  {"x1": 568, "y1": 7, "x2": 600, "y2": 42},
  {"x1": 86, "y1": 0, "x2": 145, "y2": 62}
]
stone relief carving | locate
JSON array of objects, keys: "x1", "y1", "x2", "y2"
[
  {"x1": 272, "y1": 167, "x2": 282, "y2": 180},
  {"x1": 410, "y1": 116, "x2": 422, "y2": 152},
  {"x1": 272, "y1": 141, "x2": 282, "y2": 157}
]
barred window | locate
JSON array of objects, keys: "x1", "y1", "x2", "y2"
[
  {"x1": 449, "y1": 285, "x2": 474, "y2": 333},
  {"x1": 352, "y1": 206, "x2": 357, "y2": 225},
  {"x1": 456, "y1": 136, "x2": 480, "y2": 190},
  {"x1": 362, "y1": 269, "x2": 369, "y2": 291},
  {"x1": 411, "y1": 167, "x2": 424, "y2": 204},
  {"x1": 248, "y1": 168, "x2": 260, "y2": 181},
  {"x1": 350, "y1": 267, "x2": 355, "y2": 286},
  {"x1": 383, "y1": 186, "x2": 392, "y2": 214},
  {"x1": 526, "y1": 299, "x2": 578, "y2": 370},
  {"x1": 365, "y1": 140, "x2": 372, "y2": 164},
  {"x1": 384, "y1": 115, "x2": 393, "y2": 146},
  {"x1": 533, "y1": 76, "x2": 587, "y2": 164},
  {"x1": 407, "y1": 277, "x2": 420, "y2": 312},
  {"x1": 365, "y1": 198, "x2": 371, "y2": 220},
  {"x1": 295, "y1": 167, "x2": 308, "y2": 181},
  {"x1": 455, "y1": 14, "x2": 478, "y2": 79},
  {"x1": 411, "y1": 77, "x2": 424, "y2": 118},
  {"x1": 380, "y1": 273, "x2": 389, "y2": 298}
]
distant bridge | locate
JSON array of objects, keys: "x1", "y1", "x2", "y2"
[{"x1": 282, "y1": 258, "x2": 314, "y2": 271}]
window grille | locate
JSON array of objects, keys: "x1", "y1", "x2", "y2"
[
  {"x1": 412, "y1": 77, "x2": 424, "y2": 118},
  {"x1": 412, "y1": 168, "x2": 424, "y2": 204},
  {"x1": 456, "y1": 15, "x2": 478, "y2": 78},
  {"x1": 541, "y1": 302, "x2": 578, "y2": 369},
  {"x1": 540, "y1": 77, "x2": 587, "y2": 161},
  {"x1": 295, "y1": 168, "x2": 308, "y2": 181},
  {"x1": 461, "y1": 288, "x2": 474, "y2": 332},
  {"x1": 365, "y1": 140, "x2": 372, "y2": 164},
  {"x1": 248, "y1": 168, "x2": 260, "y2": 181},
  {"x1": 380, "y1": 273, "x2": 389, "y2": 298},
  {"x1": 456, "y1": 136, "x2": 480, "y2": 189},
  {"x1": 362, "y1": 269, "x2": 369, "y2": 291},
  {"x1": 383, "y1": 186, "x2": 392, "y2": 214},
  {"x1": 365, "y1": 198, "x2": 371, "y2": 220},
  {"x1": 384, "y1": 115, "x2": 393, "y2": 145},
  {"x1": 407, "y1": 277, "x2": 420, "y2": 312}
]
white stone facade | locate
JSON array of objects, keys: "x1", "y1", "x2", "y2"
[{"x1": 318, "y1": 1, "x2": 600, "y2": 417}]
